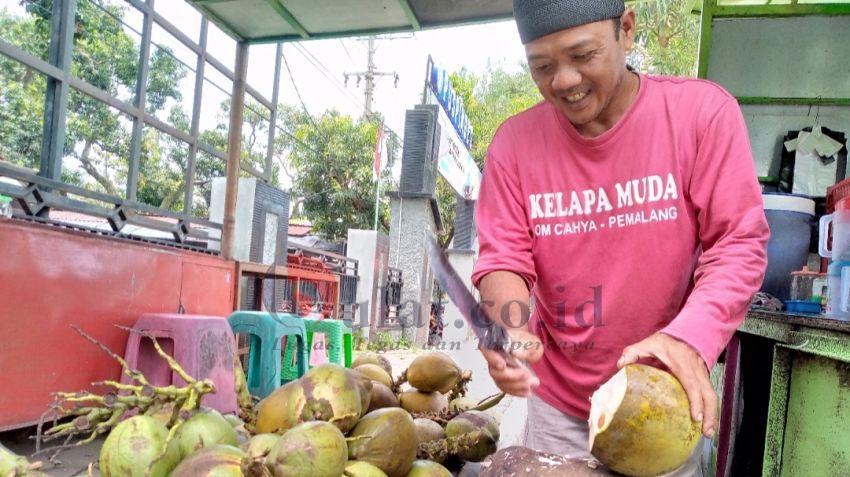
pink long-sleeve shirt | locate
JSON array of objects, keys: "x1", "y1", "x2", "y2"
[{"x1": 471, "y1": 73, "x2": 769, "y2": 419}]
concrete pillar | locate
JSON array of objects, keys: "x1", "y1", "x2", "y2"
[
  {"x1": 346, "y1": 229, "x2": 390, "y2": 339},
  {"x1": 388, "y1": 193, "x2": 438, "y2": 345}
]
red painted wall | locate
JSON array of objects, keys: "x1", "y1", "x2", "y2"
[{"x1": 0, "y1": 219, "x2": 235, "y2": 430}]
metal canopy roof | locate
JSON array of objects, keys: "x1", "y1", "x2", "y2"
[{"x1": 188, "y1": 0, "x2": 514, "y2": 43}]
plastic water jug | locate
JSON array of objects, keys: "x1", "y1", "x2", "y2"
[
  {"x1": 762, "y1": 194, "x2": 815, "y2": 301},
  {"x1": 819, "y1": 197, "x2": 850, "y2": 261}
]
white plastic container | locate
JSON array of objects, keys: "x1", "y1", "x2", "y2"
[
  {"x1": 819, "y1": 198, "x2": 850, "y2": 261},
  {"x1": 826, "y1": 261, "x2": 850, "y2": 318}
]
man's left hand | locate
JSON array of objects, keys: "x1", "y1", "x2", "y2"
[{"x1": 617, "y1": 333, "x2": 717, "y2": 438}]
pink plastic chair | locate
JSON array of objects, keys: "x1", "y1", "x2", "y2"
[{"x1": 122, "y1": 313, "x2": 237, "y2": 415}]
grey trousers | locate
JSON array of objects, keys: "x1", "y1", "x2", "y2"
[{"x1": 523, "y1": 394, "x2": 704, "y2": 477}]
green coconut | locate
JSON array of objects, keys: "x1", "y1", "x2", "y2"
[
  {"x1": 348, "y1": 408, "x2": 418, "y2": 477},
  {"x1": 256, "y1": 364, "x2": 366, "y2": 434},
  {"x1": 99, "y1": 415, "x2": 181, "y2": 477},
  {"x1": 413, "y1": 418, "x2": 445, "y2": 446},
  {"x1": 356, "y1": 371, "x2": 374, "y2": 412},
  {"x1": 345, "y1": 461, "x2": 389, "y2": 477},
  {"x1": 0, "y1": 443, "x2": 30, "y2": 477},
  {"x1": 352, "y1": 352, "x2": 393, "y2": 377},
  {"x1": 255, "y1": 379, "x2": 303, "y2": 434},
  {"x1": 368, "y1": 382, "x2": 400, "y2": 412},
  {"x1": 448, "y1": 397, "x2": 478, "y2": 413},
  {"x1": 400, "y1": 390, "x2": 448, "y2": 414},
  {"x1": 356, "y1": 363, "x2": 394, "y2": 389},
  {"x1": 173, "y1": 408, "x2": 239, "y2": 459},
  {"x1": 171, "y1": 445, "x2": 247, "y2": 477},
  {"x1": 406, "y1": 352, "x2": 461, "y2": 393},
  {"x1": 404, "y1": 460, "x2": 452, "y2": 477},
  {"x1": 223, "y1": 413, "x2": 245, "y2": 428},
  {"x1": 445, "y1": 411, "x2": 500, "y2": 463},
  {"x1": 588, "y1": 364, "x2": 702, "y2": 477},
  {"x1": 241, "y1": 433, "x2": 279, "y2": 460},
  {"x1": 266, "y1": 421, "x2": 348, "y2": 477}
]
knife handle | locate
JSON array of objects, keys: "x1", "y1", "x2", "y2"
[{"x1": 502, "y1": 349, "x2": 538, "y2": 382}]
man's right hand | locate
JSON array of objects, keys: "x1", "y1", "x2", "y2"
[{"x1": 480, "y1": 328, "x2": 543, "y2": 397}]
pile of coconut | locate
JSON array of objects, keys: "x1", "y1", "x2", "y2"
[{"x1": 3, "y1": 344, "x2": 502, "y2": 477}]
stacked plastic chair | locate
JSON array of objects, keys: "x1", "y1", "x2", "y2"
[
  {"x1": 227, "y1": 311, "x2": 308, "y2": 398},
  {"x1": 122, "y1": 313, "x2": 237, "y2": 414}
]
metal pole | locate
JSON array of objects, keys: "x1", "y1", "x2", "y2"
[
  {"x1": 265, "y1": 43, "x2": 283, "y2": 182},
  {"x1": 184, "y1": 19, "x2": 209, "y2": 216},
  {"x1": 222, "y1": 41, "x2": 249, "y2": 260},
  {"x1": 373, "y1": 168, "x2": 381, "y2": 231},
  {"x1": 364, "y1": 36, "x2": 375, "y2": 117},
  {"x1": 127, "y1": 0, "x2": 155, "y2": 201},
  {"x1": 38, "y1": 0, "x2": 76, "y2": 182}
]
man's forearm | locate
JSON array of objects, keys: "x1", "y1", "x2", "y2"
[{"x1": 478, "y1": 271, "x2": 532, "y2": 332}]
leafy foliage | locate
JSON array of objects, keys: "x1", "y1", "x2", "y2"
[
  {"x1": 278, "y1": 107, "x2": 397, "y2": 242},
  {"x1": 629, "y1": 0, "x2": 701, "y2": 77}
]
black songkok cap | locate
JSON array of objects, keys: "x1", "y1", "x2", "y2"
[{"x1": 513, "y1": 0, "x2": 626, "y2": 44}]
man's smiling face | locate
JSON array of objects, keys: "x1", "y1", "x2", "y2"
[{"x1": 524, "y1": 10, "x2": 636, "y2": 132}]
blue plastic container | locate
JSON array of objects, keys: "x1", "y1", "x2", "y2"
[
  {"x1": 761, "y1": 194, "x2": 816, "y2": 302},
  {"x1": 784, "y1": 300, "x2": 822, "y2": 314}
]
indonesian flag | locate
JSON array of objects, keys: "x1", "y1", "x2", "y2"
[{"x1": 373, "y1": 122, "x2": 385, "y2": 181}]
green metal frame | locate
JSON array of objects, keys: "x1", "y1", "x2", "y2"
[
  {"x1": 697, "y1": 1, "x2": 850, "y2": 106},
  {"x1": 739, "y1": 316, "x2": 850, "y2": 476},
  {"x1": 397, "y1": 0, "x2": 421, "y2": 30},
  {"x1": 713, "y1": 4, "x2": 850, "y2": 18},
  {"x1": 186, "y1": 0, "x2": 513, "y2": 45},
  {"x1": 265, "y1": 0, "x2": 311, "y2": 39},
  {"x1": 736, "y1": 97, "x2": 850, "y2": 106}
]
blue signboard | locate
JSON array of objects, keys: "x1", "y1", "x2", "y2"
[{"x1": 426, "y1": 57, "x2": 473, "y2": 149}]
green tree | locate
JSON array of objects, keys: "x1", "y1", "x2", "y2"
[
  {"x1": 278, "y1": 106, "x2": 395, "y2": 242},
  {"x1": 630, "y1": 0, "x2": 701, "y2": 76},
  {"x1": 0, "y1": 0, "x2": 187, "y2": 208}
]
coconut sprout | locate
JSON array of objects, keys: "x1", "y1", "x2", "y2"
[{"x1": 35, "y1": 325, "x2": 215, "y2": 465}]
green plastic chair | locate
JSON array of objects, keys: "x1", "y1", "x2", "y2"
[
  {"x1": 227, "y1": 311, "x2": 308, "y2": 398},
  {"x1": 283, "y1": 316, "x2": 353, "y2": 371}
]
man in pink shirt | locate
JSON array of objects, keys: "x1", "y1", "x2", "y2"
[{"x1": 471, "y1": 0, "x2": 769, "y2": 474}]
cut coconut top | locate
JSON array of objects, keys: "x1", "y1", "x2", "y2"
[{"x1": 587, "y1": 367, "x2": 629, "y2": 451}]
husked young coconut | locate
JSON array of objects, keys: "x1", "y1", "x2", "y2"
[
  {"x1": 266, "y1": 421, "x2": 348, "y2": 477},
  {"x1": 368, "y1": 382, "x2": 400, "y2": 412},
  {"x1": 400, "y1": 390, "x2": 448, "y2": 414},
  {"x1": 406, "y1": 352, "x2": 461, "y2": 393},
  {"x1": 414, "y1": 418, "x2": 445, "y2": 446},
  {"x1": 256, "y1": 364, "x2": 367, "y2": 434},
  {"x1": 347, "y1": 408, "x2": 418, "y2": 477},
  {"x1": 588, "y1": 364, "x2": 702, "y2": 477},
  {"x1": 356, "y1": 363, "x2": 394, "y2": 389},
  {"x1": 352, "y1": 352, "x2": 393, "y2": 377}
]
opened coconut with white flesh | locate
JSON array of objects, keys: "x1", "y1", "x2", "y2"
[{"x1": 588, "y1": 364, "x2": 702, "y2": 477}]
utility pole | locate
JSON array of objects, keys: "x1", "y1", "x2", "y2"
[{"x1": 344, "y1": 36, "x2": 399, "y2": 118}]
